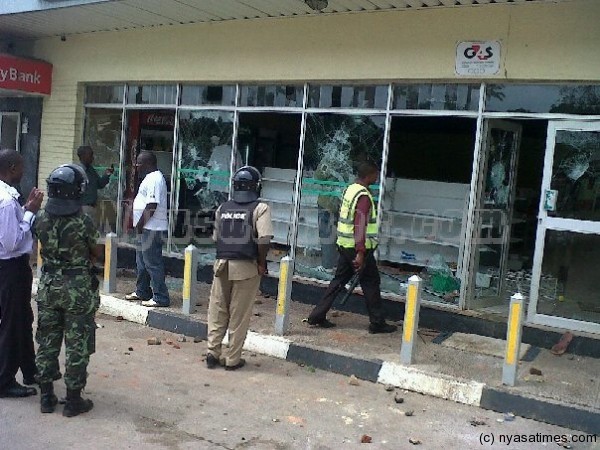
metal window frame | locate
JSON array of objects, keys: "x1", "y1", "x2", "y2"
[{"x1": 80, "y1": 80, "x2": 600, "y2": 323}]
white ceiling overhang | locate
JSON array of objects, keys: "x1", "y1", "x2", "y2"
[{"x1": 0, "y1": 0, "x2": 571, "y2": 40}]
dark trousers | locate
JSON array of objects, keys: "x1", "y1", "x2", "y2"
[
  {"x1": 308, "y1": 247, "x2": 385, "y2": 326},
  {"x1": 0, "y1": 255, "x2": 36, "y2": 389}
]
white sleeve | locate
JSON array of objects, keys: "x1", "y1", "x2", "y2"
[{"x1": 147, "y1": 174, "x2": 161, "y2": 204}]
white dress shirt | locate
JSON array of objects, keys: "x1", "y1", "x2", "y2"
[{"x1": 0, "y1": 180, "x2": 35, "y2": 259}]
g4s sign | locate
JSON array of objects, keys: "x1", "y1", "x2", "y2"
[
  {"x1": 455, "y1": 41, "x2": 501, "y2": 77},
  {"x1": 463, "y1": 44, "x2": 494, "y2": 60}
]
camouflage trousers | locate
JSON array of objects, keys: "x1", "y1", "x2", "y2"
[{"x1": 35, "y1": 272, "x2": 100, "y2": 390}]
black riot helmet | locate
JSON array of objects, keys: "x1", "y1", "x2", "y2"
[
  {"x1": 232, "y1": 166, "x2": 261, "y2": 204},
  {"x1": 45, "y1": 164, "x2": 88, "y2": 216}
]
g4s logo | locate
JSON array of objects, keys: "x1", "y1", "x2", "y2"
[{"x1": 463, "y1": 45, "x2": 494, "y2": 60}]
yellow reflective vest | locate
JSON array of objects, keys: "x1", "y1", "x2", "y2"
[{"x1": 336, "y1": 183, "x2": 378, "y2": 249}]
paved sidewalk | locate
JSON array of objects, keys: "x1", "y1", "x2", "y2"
[{"x1": 34, "y1": 273, "x2": 599, "y2": 435}]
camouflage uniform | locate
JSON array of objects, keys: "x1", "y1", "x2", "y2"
[{"x1": 35, "y1": 211, "x2": 100, "y2": 390}]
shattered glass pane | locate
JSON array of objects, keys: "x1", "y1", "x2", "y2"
[
  {"x1": 294, "y1": 113, "x2": 384, "y2": 282},
  {"x1": 550, "y1": 130, "x2": 600, "y2": 220},
  {"x1": 471, "y1": 126, "x2": 519, "y2": 301},
  {"x1": 171, "y1": 110, "x2": 234, "y2": 254},
  {"x1": 83, "y1": 108, "x2": 122, "y2": 234}
]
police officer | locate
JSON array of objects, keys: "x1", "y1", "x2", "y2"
[
  {"x1": 206, "y1": 166, "x2": 273, "y2": 371},
  {"x1": 307, "y1": 162, "x2": 397, "y2": 334},
  {"x1": 35, "y1": 164, "x2": 102, "y2": 416}
]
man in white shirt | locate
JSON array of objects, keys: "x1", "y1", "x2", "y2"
[
  {"x1": 125, "y1": 151, "x2": 170, "y2": 307},
  {"x1": 0, "y1": 149, "x2": 43, "y2": 398}
]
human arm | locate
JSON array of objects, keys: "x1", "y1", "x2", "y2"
[
  {"x1": 255, "y1": 204, "x2": 273, "y2": 276},
  {"x1": 0, "y1": 189, "x2": 43, "y2": 253},
  {"x1": 135, "y1": 203, "x2": 157, "y2": 233},
  {"x1": 352, "y1": 195, "x2": 371, "y2": 270}
]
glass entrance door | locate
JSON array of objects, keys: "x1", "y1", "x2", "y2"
[
  {"x1": 0, "y1": 112, "x2": 20, "y2": 151},
  {"x1": 528, "y1": 121, "x2": 600, "y2": 333},
  {"x1": 467, "y1": 120, "x2": 522, "y2": 313}
]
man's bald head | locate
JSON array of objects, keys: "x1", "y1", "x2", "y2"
[{"x1": 137, "y1": 150, "x2": 157, "y2": 166}]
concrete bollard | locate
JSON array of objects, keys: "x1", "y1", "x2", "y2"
[
  {"x1": 503, "y1": 293, "x2": 526, "y2": 386},
  {"x1": 182, "y1": 244, "x2": 198, "y2": 315},
  {"x1": 103, "y1": 232, "x2": 117, "y2": 294},
  {"x1": 275, "y1": 256, "x2": 293, "y2": 335},
  {"x1": 400, "y1": 275, "x2": 423, "y2": 365},
  {"x1": 36, "y1": 240, "x2": 42, "y2": 279}
]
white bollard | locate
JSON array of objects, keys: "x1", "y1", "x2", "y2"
[
  {"x1": 503, "y1": 293, "x2": 526, "y2": 386},
  {"x1": 182, "y1": 244, "x2": 198, "y2": 315},
  {"x1": 275, "y1": 256, "x2": 293, "y2": 335},
  {"x1": 400, "y1": 275, "x2": 423, "y2": 365}
]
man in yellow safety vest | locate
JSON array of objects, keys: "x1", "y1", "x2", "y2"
[{"x1": 306, "y1": 162, "x2": 397, "y2": 334}]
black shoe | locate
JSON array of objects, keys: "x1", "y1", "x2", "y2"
[
  {"x1": 40, "y1": 383, "x2": 58, "y2": 414},
  {"x1": 63, "y1": 389, "x2": 93, "y2": 417},
  {"x1": 0, "y1": 381, "x2": 37, "y2": 398},
  {"x1": 368, "y1": 323, "x2": 398, "y2": 334},
  {"x1": 225, "y1": 359, "x2": 246, "y2": 371},
  {"x1": 307, "y1": 318, "x2": 336, "y2": 328},
  {"x1": 206, "y1": 354, "x2": 219, "y2": 369}
]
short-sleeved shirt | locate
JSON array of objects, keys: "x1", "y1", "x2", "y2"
[
  {"x1": 36, "y1": 211, "x2": 100, "y2": 270},
  {"x1": 213, "y1": 202, "x2": 273, "y2": 281},
  {"x1": 133, "y1": 170, "x2": 168, "y2": 231}
]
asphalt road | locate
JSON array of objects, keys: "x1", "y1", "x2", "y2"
[{"x1": 0, "y1": 315, "x2": 596, "y2": 450}]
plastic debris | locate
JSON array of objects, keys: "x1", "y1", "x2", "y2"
[
  {"x1": 348, "y1": 375, "x2": 360, "y2": 386},
  {"x1": 147, "y1": 337, "x2": 161, "y2": 345}
]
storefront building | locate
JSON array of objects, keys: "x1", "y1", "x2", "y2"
[
  {"x1": 0, "y1": 52, "x2": 52, "y2": 197},
  {"x1": 1, "y1": 0, "x2": 599, "y2": 334}
]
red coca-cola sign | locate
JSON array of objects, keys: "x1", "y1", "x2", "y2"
[
  {"x1": 141, "y1": 112, "x2": 175, "y2": 128},
  {"x1": 0, "y1": 54, "x2": 53, "y2": 95}
]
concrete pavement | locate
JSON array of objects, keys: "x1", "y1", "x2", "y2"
[{"x1": 52, "y1": 273, "x2": 600, "y2": 436}]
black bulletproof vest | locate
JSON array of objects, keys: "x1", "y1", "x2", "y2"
[{"x1": 215, "y1": 200, "x2": 259, "y2": 260}]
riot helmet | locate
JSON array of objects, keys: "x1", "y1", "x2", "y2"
[
  {"x1": 232, "y1": 166, "x2": 261, "y2": 204},
  {"x1": 45, "y1": 164, "x2": 88, "y2": 216}
]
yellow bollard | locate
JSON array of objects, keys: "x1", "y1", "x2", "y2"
[
  {"x1": 275, "y1": 256, "x2": 293, "y2": 335},
  {"x1": 103, "y1": 233, "x2": 117, "y2": 293},
  {"x1": 400, "y1": 275, "x2": 423, "y2": 365},
  {"x1": 503, "y1": 293, "x2": 525, "y2": 386},
  {"x1": 182, "y1": 244, "x2": 198, "y2": 315}
]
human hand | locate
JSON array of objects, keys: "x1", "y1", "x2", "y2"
[
  {"x1": 105, "y1": 164, "x2": 115, "y2": 176},
  {"x1": 352, "y1": 252, "x2": 365, "y2": 271},
  {"x1": 25, "y1": 188, "x2": 44, "y2": 214},
  {"x1": 258, "y1": 262, "x2": 268, "y2": 276}
]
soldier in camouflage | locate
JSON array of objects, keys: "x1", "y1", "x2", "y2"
[{"x1": 35, "y1": 163, "x2": 102, "y2": 417}]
